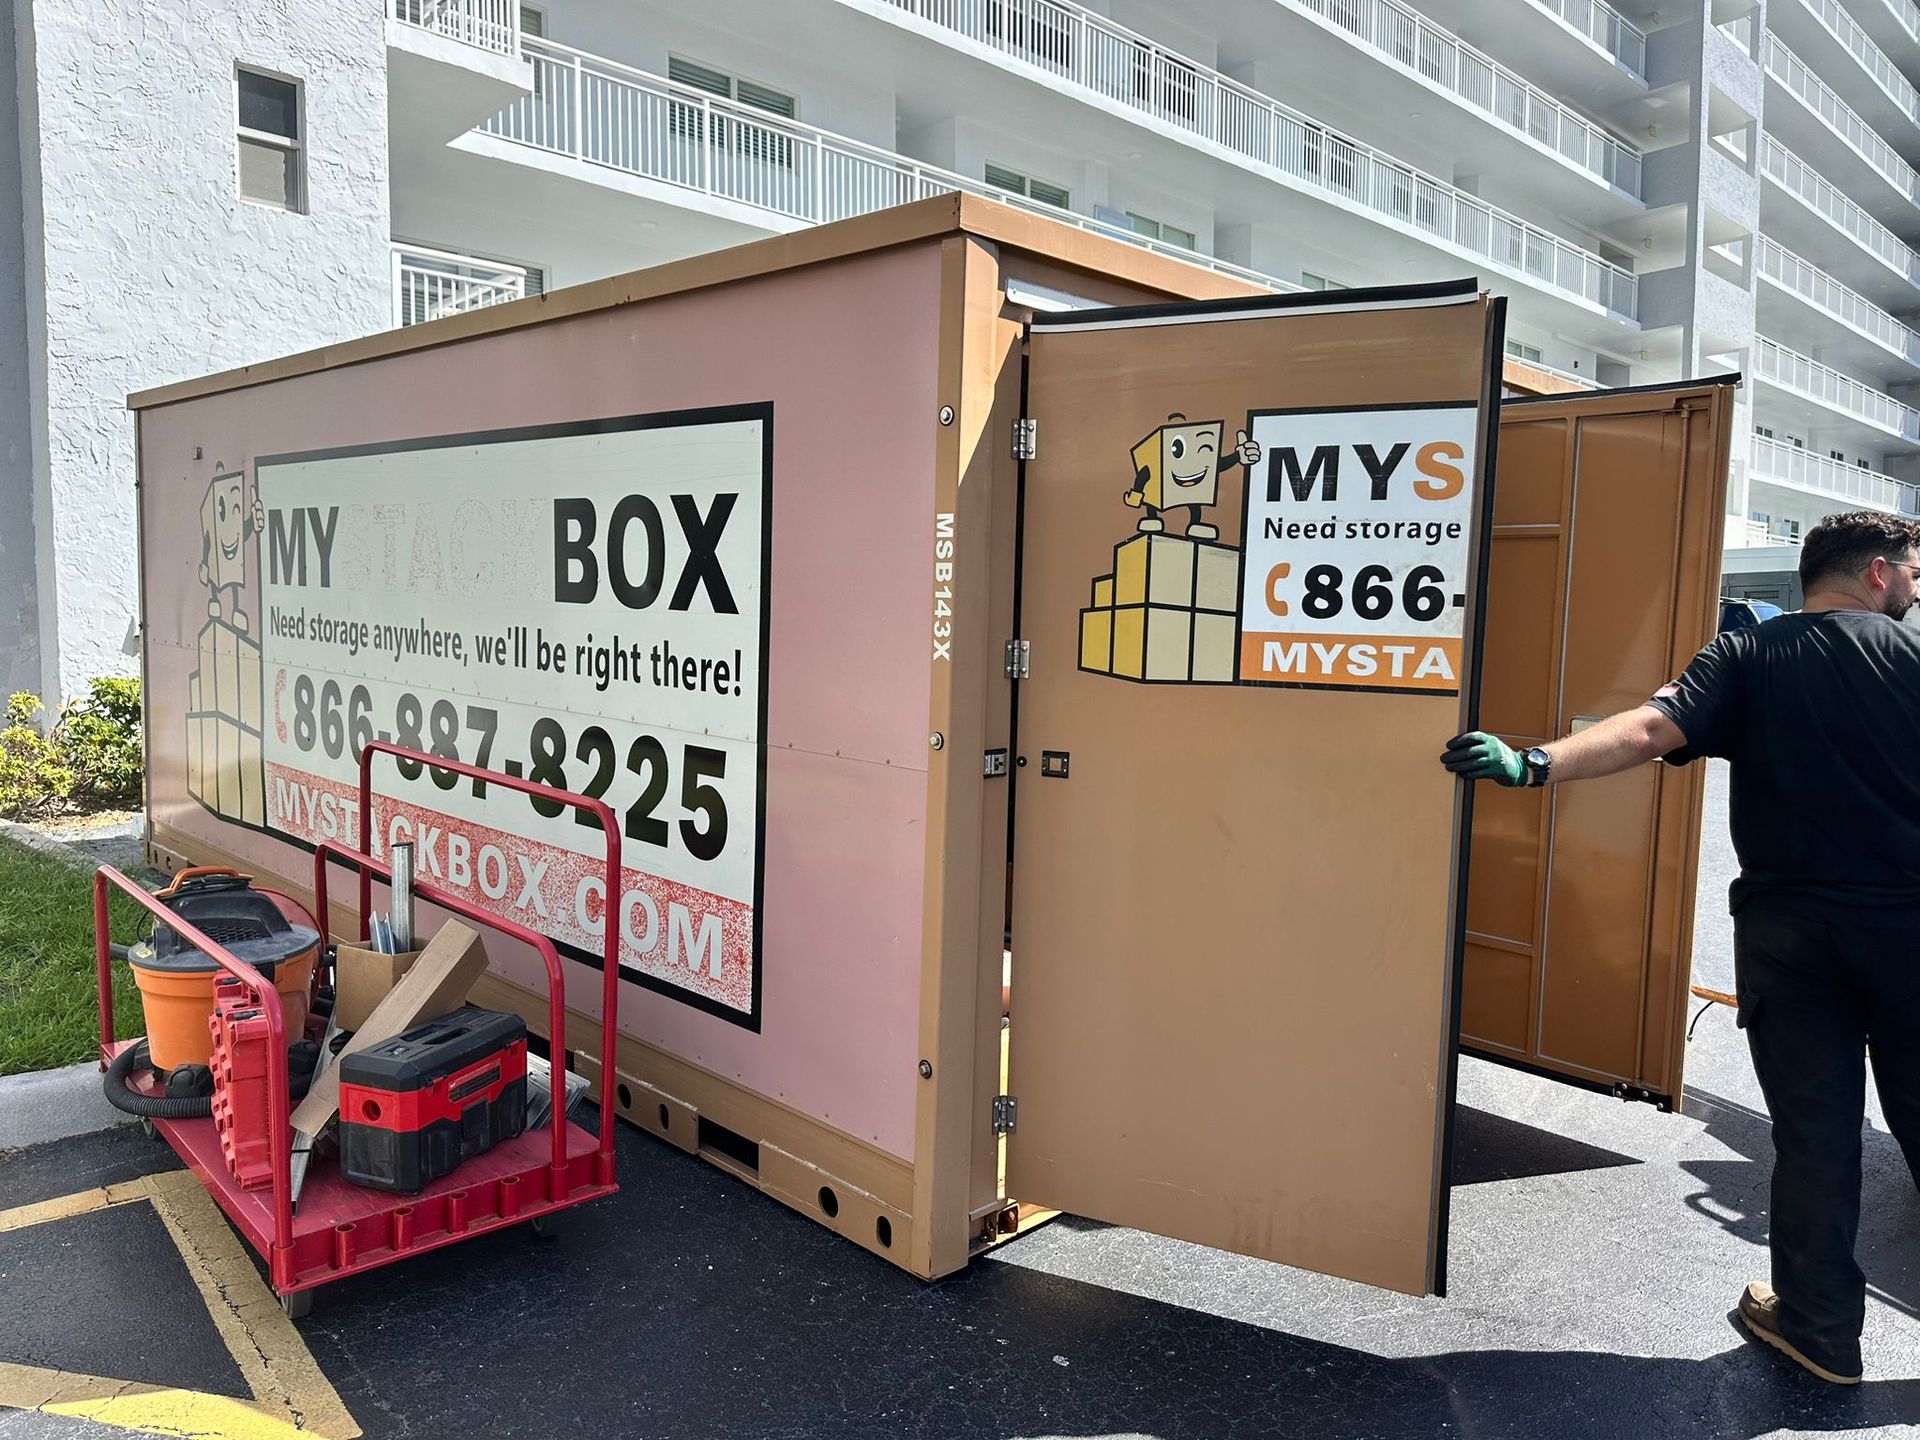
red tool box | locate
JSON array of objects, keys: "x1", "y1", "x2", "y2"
[
  {"x1": 339, "y1": 1008, "x2": 529, "y2": 1194},
  {"x1": 207, "y1": 973, "x2": 276, "y2": 1190},
  {"x1": 97, "y1": 741, "x2": 622, "y2": 1316}
]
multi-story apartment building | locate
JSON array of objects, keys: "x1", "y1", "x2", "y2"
[{"x1": 4, "y1": 0, "x2": 1915, "y2": 702}]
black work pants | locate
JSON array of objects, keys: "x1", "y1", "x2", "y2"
[{"x1": 1734, "y1": 895, "x2": 1920, "y2": 1373}]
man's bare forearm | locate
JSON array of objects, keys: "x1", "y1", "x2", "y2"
[{"x1": 1537, "y1": 705, "x2": 1688, "y2": 783}]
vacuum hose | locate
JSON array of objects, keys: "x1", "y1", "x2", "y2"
[{"x1": 102, "y1": 1038, "x2": 313, "y2": 1119}]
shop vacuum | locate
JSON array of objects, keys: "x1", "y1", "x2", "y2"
[{"x1": 104, "y1": 867, "x2": 322, "y2": 1119}]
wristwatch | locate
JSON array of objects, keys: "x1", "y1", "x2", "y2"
[{"x1": 1520, "y1": 747, "x2": 1552, "y2": 787}]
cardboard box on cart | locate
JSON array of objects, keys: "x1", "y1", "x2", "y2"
[{"x1": 129, "y1": 194, "x2": 1731, "y2": 1295}]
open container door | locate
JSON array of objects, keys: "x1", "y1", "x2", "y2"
[
  {"x1": 1004, "y1": 282, "x2": 1503, "y2": 1296},
  {"x1": 1459, "y1": 378, "x2": 1737, "y2": 1110}
]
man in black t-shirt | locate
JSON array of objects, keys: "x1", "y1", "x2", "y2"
[{"x1": 1441, "y1": 509, "x2": 1920, "y2": 1386}]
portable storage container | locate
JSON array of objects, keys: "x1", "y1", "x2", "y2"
[{"x1": 131, "y1": 195, "x2": 1733, "y2": 1291}]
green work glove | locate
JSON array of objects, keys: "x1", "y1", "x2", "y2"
[{"x1": 1441, "y1": 732, "x2": 1528, "y2": 786}]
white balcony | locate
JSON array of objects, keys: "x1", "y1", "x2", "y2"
[
  {"x1": 1523, "y1": 0, "x2": 1647, "y2": 77},
  {"x1": 1846, "y1": 0, "x2": 1920, "y2": 68},
  {"x1": 1755, "y1": 336, "x2": 1920, "y2": 448},
  {"x1": 1760, "y1": 136, "x2": 1920, "y2": 303},
  {"x1": 470, "y1": 36, "x2": 1637, "y2": 322},
  {"x1": 1750, "y1": 432, "x2": 1914, "y2": 512},
  {"x1": 389, "y1": 0, "x2": 519, "y2": 56},
  {"x1": 474, "y1": 40, "x2": 1300, "y2": 294},
  {"x1": 1763, "y1": 33, "x2": 1919, "y2": 219},
  {"x1": 1727, "y1": 517, "x2": 1803, "y2": 549},
  {"x1": 393, "y1": 243, "x2": 527, "y2": 326},
  {"x1": 841, "y1": 0, "x2": 1639, "y2": 318},
  {"x1": 1285, "y1": 0, "x2": 1642, "y2": 197},
  {"x1": 1774, "y1": 0, "x2": 1920, "y2": 135},
  {"x1": 386, "y1": 0, "x2": 529, "y2": 146},
  {"x1": 1756, "y1": 236, "x2": 1920, "y2": 375}
]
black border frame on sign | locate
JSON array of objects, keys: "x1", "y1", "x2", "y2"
[
  {"x1": 224, "y1": 401, "x2": 774, "y2": 1033},
  {"x1": 1231, "y1": 399, "x2": 1484, "y2": 698}
]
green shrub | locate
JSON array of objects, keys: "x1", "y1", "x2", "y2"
[
  {"x1": 56, "y1": 676, "x2": 143, "y2": 808},
  {"x1": 0, "y1": 693, "x2": 74, "y2": 819}
]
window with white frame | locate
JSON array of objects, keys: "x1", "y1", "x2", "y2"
[
  {"x1": 1504, "y1": 339, "x2": 1543, "y2": 364},
  {"x1": 984, "y1": 164, "x2": 1070, "y2": 210},
  {"x1": 1301, "y1": 272, "x2": 1346, "y2": 292},
  {"x1": 1125, "y1": 211, "x2": 1195, "y2": 250},
  {"x1": 236, "y1": 67, "x2": 303, "y2": 212},
  {"x1": 667, "y1": 58, "x2": 797, "y2": 165}
]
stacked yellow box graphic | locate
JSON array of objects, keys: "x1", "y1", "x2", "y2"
[
  {"x1": 1080, "y1": 532, "x2": 1240, "y2": 683},
  {"x1": 187, "y1": 617, "x2": 266, "y2": 827}
]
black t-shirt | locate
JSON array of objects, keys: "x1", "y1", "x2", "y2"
[{"x1": 1646, "y1": 609, "x2": 1920, "y2": 910}]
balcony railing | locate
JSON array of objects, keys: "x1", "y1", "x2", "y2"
[
  {"x1": 480, "y1": 41, "x2": 1298, "y2": 295},
  {"x1": 1764, "y1": 33, "x2": 1919, "y2": 205},
  {"x1": 1750, "y1": 433, "x2": 1914, "y2": 511},
  {"x1": 479, "y1": 37, "x2": 1637, "y2": 318},
  {"x1": 1761, "y1": 136, "x2": 1920, "y2": 289},
  {"x1": 1292, "y1": 0, "x2": 1642, "y2": 195},
  {"x1": 1866, "y1": 0, "x2": 1920, "y2": 48},
  {"x1": 856, "y1": 1, "x2": 1639, "y2": 314},
  {"x1": 1524, "y1": 0, "x2": 1647, "y2": 77},
  {"x1": 1757, "y1": 236, "x2": 1920, "y2": 363},
  {"x1": 393, "y1": 243, "x2": 527, "y2": 326},
  {"x1": 388, "y1": 0, "x2": 520, "y2": 56},
  {"x1": 1791, "y1": 0, "x2": 1920, "y2": 129},
  {"x1": 1729, "y1": 517, "x2": 1803, "y2": 548},
  {"x1": 1756, "y1": 336, "x2": 1920, "y2": 440}
]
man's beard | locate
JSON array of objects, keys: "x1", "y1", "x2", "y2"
[{"x1": 1886, "y1": 592, "x2": 1915, "y2": 622}]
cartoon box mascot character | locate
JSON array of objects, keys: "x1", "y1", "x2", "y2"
[
  {"x1": 199, "y1": 465, "x2": 264, "y2": 633},
  {"x1": 186, "y1": 464, "x2": 267, "y2": 828},
  {"x1": 1123, "y1": 414, "x2": 1260, "y2": 541}
]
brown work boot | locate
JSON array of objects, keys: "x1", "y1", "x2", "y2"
[{"x1": 1737, "y1": 1282, "x2": 1862, "y2": 1385}]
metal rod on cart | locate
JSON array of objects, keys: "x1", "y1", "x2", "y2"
[
  {"x1": 353, "y1": 742, "x2": 624, "y2": 1188},
  {"x1": 93, "y1": 866, "x2": 297, "y2": 1286},
  {"x1": 391, "y1": 843, "x2": 414, "y2": 952}
]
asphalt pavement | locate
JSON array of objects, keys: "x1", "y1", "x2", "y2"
[{"x1": 3, "y1": 760, "x2": 1918, "y2": 1439}]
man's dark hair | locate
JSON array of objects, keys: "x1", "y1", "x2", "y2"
[{"x1": 1798, "y1": 510, "x2": 1920, "y2": 591}]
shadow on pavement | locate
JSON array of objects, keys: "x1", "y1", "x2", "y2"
[
  {"x1": 1451, "y1": 1103, "x2": 1640, "y2": 1187},
  {"x1": 269, "y1": 1110, "x2": 1920, "y2": 1440},
  {"x1": 1681, "y1": 1085, "x2": 1920, "y2": 1325}
]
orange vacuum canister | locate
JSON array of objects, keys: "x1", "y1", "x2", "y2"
[{"x1": 126, "y1": 868, "x2": 319, "y2": 1071}]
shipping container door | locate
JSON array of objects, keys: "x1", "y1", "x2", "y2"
[
  {"x1": 1460, "y1": 381, "x2": 1735, "y2": 1108},
  {"x1": 1003, "y1": 285, "x2": 1502, "y2": 1297}
]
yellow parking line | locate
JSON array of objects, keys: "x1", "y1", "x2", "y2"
[
  {"x1": 0, "y1": 1364, "x2": 314, "y2": 1439},
  {"x1": 0, "y1": 1171, "x2": 359, "y2": 1438},
  {"x1": 0, "y1": 1176, "x2": 152, "y2": 1233}
]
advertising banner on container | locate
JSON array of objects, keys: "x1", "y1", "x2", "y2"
[{"x1": 184, "y1": 406, "x2": 770, "y2": 1027}]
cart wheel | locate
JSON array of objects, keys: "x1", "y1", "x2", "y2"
[
  {"x1": 139, "y1": 1117, "x2": 155, "y2": 1140},
  {"x1": 280, "y1": 1289, "x2": 313, "y2": 1320},
  {"x1": 529, "y1": 1212, "x2": 562, "y2": 1241}
]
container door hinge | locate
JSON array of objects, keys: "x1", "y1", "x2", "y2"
[
  {"x1": 1012, "y1": 418, "x2": 1037, "y2": 461},
  {"x1": 992, "y1": 1094, "x2": 1018, "y2": 1134},
  {"x1": 1004, "y1": 639, "x2": 1030, "y2": 680}
]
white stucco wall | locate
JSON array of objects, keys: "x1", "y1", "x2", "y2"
[
  {"x1": 0, "y1": 0, "x2": 38, "y2": 698},
  {"x1": 14, "y1": 0, "x2": 393, "y2": 705}
]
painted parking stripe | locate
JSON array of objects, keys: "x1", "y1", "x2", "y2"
[{"x1": 0, "y1": 1171, "x2": 358, "y2": 1439}]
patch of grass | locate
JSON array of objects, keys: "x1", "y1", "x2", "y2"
[{"x1": 0, "y1": 835, "x2": 148, "y2": 1076}]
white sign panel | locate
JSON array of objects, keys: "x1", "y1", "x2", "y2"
[
  {"x1": 252, "y1": 407, "x2": 770, "y2": 1027},
  {"x1": 1236, "y1": 404, "x2": 1480, "y2": 695}
]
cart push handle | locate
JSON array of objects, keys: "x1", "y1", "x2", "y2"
[
  {"x1": 346, "y1": 740, "x2": 622, "y2": 1186},
  {"x1": 93, "y1": 865, "x2": 299, "y2": 1259}
]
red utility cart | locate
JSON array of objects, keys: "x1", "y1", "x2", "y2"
[{"x1": 96, "y1": 743, "x2": 621, "y2": 1315}]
